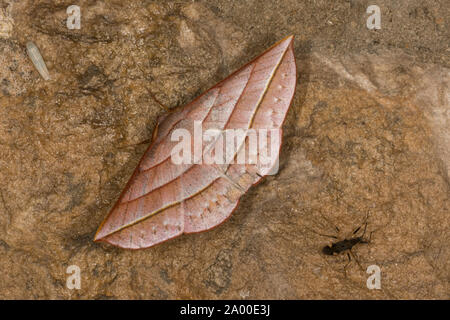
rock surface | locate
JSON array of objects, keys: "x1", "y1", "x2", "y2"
[{"x1": 0, "y1": 0, "x2": 448, "y2": 299}]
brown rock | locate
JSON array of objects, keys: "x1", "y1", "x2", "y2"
[{"x1": 0, "y1": 0, "x2": 448, "y2": 299}]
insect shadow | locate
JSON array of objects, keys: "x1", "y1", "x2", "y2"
[{"x1": 311, "y1": 213, "x2": 373, "y2": 276}]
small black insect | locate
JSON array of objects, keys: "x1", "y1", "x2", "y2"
[
  {"x1": 318, "y1": 214, "x2": 373, "y2": 273},
  {"x1": 322, "y1": 224, "x2": 370, "y2": 256}
]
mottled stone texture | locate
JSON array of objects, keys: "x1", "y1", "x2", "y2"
[{"x1": 0, "y1": 0, "x2": 448, "y2": 299}]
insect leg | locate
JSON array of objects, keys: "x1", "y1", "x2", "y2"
[
  {"x1": 360, "y1": 230, "x2": 373, "y2": 244},
  {"x1": 343, "y1": 252, "x2": 352, "y2": 277},
  {"x1": 352, "y1": 214, "x2": 369, "y2": 237},
  {"x1": 352, "y1": 226, "x2": 362, "y2": 235},
  {"x1": 349, "y1": 249, "x2": 364, "y2": 272},
  {"x1": 315, "y1": 212, "x2": 341, "y2": 235},
  {"x1": 306, "y1": 227, "x2": 338, "y2": 240}
]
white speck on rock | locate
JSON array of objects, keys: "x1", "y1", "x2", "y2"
[
  {"x1": 0, "y1": 6, "x2": 14, "y2": 39},
  {"x1": 178, "y1": 20, "x2": 197, "y2": 49}
]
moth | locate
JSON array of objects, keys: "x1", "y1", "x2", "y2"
[{"x1": 95, "y1": 36, "x2": 297, "y2": 249}]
